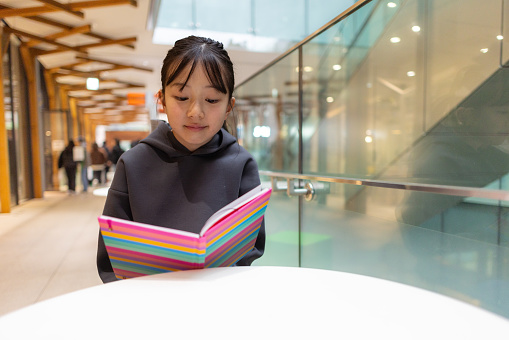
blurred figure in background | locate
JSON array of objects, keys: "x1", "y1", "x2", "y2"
[
  {"x1": 58, "y1": 140, "x2": 77, "y2": 194},
  {"x1": 76, "y1": 136, "x2": 90, "y2": 193},
  {"x1": 100, "y1": 141, "x2": 111, "y2": 183},
  {"x1": 90, "y1": 142, "x2": 107, "y2": 186},
  {"x1": 110, "y1": 138, "x2": 124, "y2": 171}
]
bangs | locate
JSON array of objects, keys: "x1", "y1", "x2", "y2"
[{"x1": 164, "y1": 50, "x2": 229, "y2": 94}]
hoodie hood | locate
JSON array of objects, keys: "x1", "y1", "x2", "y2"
[{"x1": 140, "y1": 121, "x2": 237, "y2": 158}]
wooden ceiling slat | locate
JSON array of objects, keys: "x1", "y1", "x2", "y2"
[
  {"x1": 35, "y1": 0, "x2": 84, "y2": 19},
  {"x1": 26, "y1": 24, "x2": 92, "y2": 47},
  {"x1": 0, "y1": 5, "x2": 135, "y2": 49},
  {"x1": 77, "y1": 37, "x2": 137, "y2": 51},
  {"x1": 3, "y1": 27, "x2": 82, "y2": 52},
  {"x1": 0, "y1": 0, "x2": 137, "y2": 18},
  {"x1": 68, "y1": 1, "x2": 138, "y2": 10},
  {"x1": 75, "y1": 56, "x2": 152, "y2": 72}
]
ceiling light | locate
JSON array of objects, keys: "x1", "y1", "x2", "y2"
[
  {"x1": 497, "y1": 35, "x2": 504, "y2": 40},
  {"x1": 365, "y1": 136, "x2": 373, "y2": 143},
  {"x1": 412, "y1": 26, "x2": 421, "y2": 32},
  {"x1": 480, "y1": 48, "x2": 489, "y2": 53},
  {"x1": 332, "y1": 64, "x2": 342, "y2": 71},
  {"x1": 407, "y1": 71, "x2": 416, "y2": 77},
  {"x1": 390, "y1": 37, "x2": 401, "y2": 43},
  {"x1": 303, "y1": 66, "x2": 313, "y2": 72},
  {"x1": 387, "y1": 2, "x2": 397, "y2": 8},
  {"x1": 326, "y1": 96, "x2": 334, "y2": 103},
  {"x1": 86, "y1": 77, "x2": 99, "y2": 91}
]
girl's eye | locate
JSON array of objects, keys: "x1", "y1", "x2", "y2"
[
  {"x1": 175, "y1": 96, "x2": 188, "y2": 101},
  {"x1": 206, "y1": 99, "x2": 219, "y2": 104}
]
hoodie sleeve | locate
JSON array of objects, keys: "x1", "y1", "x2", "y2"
[
  {"x1": 236, "y1": 157, "x2": 265, "y2": 266},
  {"x1": 96, "y1": 158, "x2": 132, "y2": 283}
]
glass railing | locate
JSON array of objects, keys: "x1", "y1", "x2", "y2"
[{"x1": 231, "y1": 0, "x2": 509, "y2": 318}]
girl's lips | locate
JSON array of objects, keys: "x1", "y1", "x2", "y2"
[{"x1": 185, "y1": 125, "x2": 206, "y2": 131}]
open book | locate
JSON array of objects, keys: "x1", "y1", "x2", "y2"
[{"x1": 98, "y1": 185, "x2": 272, "y2": 280}]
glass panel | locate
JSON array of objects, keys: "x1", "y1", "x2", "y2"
[
  {"x1": 307, "y1": 0, "x2": 357, "y2": 37},
  {"x1": 300, "y1": 182, "x2": 509, "y2": 318},
  {"x1": 235, "y1": 0, "x2": 509, "y2": 320},
  {"x1": 233, "y1": 50, "x2": 300, "y2": 173},
  {"x1": 156, "y1": 0, "x2": 193, "y2": 30},
  {"x1": 504, "y1": 0, "x2": 509, "y2": 66},
  {"x1": 254, "y1": 0, "x2": 306, "y2": 42},
  {"x1": 10, "y1": 40, "x2": 31, "y2": 201},
  {"x1": 196, "y1": 0, "x2": 251, "y2": 35},
  {"x1": 3, "y1": 41, "x2": 16, "y2": 205},
  {"x1": 233, "y1": 50, "x2": 301, "y2": 266},
  {"x1": 425, "y1": 0, "x2": 504, "y2": 131}
]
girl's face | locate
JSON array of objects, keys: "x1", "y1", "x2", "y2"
[{"x1": 162, "y1": 64, "x2": 234, "y2": 152}]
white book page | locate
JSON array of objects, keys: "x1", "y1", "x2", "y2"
[
  {"x1": 199, "y1": 185, "x2": 263, "y2": 237},
  {"x1": 101, "y1": 216, "x2": 200, "y2": 239}
]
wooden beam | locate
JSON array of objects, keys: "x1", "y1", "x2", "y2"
[
  {"x1": 47, "y1": 60, "x2": 90, "y2": 71},
  {"x1": 77, "y1": 37, "x2": 137, "y2": 51},
  {"x1": 0, "y1": 0, "x2": 136, "y2": 18},
  {"x1": 0, "y1": 6, "x2": 55, "y2": 18},
  {"x1": 35, "y1": 0, "x2": 84, "y2": 19},
  {"x1": 20, "y1": 46, "x2": 43, "y2": 198},
  {"x1": 0, "y1": 5, "x2": 135, "y2": 49},
  {"x1": 3, "y1": 26, "x2": 82, "y2": 53},
  {"x1": 54, "y1": 68, "x2": 102, "y2": 78},
  {"x1": 68, "y1": 1, "x2": 138, "y2": 10},
  {"x1": 75, "y1": 56, "x2": 153, "y2": 72},
  {"x1": 43, "y1": 70, "x2": 58, "y2": 110},
  {"x1": 0, "y1": 27, "x2": 11, "y2": 212},
  {"x1": 1, "y1": 30, "x2": 10, "y2": 57},
  {"x1": 26, "y1": 24, "x2": 92, "y2": 48}
]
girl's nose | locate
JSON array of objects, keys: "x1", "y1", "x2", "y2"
[{"x1": 187, "y1": 101, "x2": 204, "y2": 119}]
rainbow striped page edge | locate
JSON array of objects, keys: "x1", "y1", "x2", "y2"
[
  {"x1": 99, "y1": 216, "x2": 204, "y2": 280},
  {"x1": 98, "y1": 186, "x2": 272, "y2": 280}
]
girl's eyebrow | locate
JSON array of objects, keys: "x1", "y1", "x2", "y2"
[{"x1": 170, "y1": 83, "x2": 218, "y2": 90}]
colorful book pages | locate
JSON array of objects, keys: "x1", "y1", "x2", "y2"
[
  {"x1": 204, "y1": 188, "x2": 271, "y2": 268},
  {"x1": 99, "y1": 219, "x2": 205, "y2": 279},
  {"x1": 99, "y1": 187, "x2": 271, "y2": 280}
]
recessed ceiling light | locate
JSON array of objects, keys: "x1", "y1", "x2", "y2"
[
  {"x1": 407, "y1": 71, "x2": 416, "y2": 77},
  {"x1": 412, "y1": 26, "x2": 421, "y2": 32},
  {"x1": 332, "y1": 64, "x2": 342, "y2": 71},
  {"x1": 497, "y1": 35, "x2": 504, "y2": 40},
  {"x1": 480, "y1": 48, "x2": 489, "y2": 53},
  {"x1": 387, "y1": 2, "x2": 397, "y2": 8},
  {"x1": 390, "y1": 37, "x2": 401, "y2": 43}
]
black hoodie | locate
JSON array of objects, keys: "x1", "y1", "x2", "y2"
[{"x1": 97, "y1": 121, "x2": 265, "y2": 283}]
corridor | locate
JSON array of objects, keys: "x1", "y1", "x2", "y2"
[{"x1": 0, "y1": 190, "x2": 106, "y2": 316}]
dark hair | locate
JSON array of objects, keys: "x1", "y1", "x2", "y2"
[{"x1": 160, "y1": 36, "x2": 235, "y2": 103}]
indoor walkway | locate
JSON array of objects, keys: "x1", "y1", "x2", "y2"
[{"x1": 0, "y1": 189, "x2": 107, "y2": 316}]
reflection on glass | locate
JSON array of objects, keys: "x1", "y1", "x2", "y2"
[
  {"x1": 233, "y1": 0, "x2": 509, "y2": 319},
  {"x1": 397, "y1": 70, "x2": 509, "y2": 229},
  {"x1": 233, "y1": 50, "x2": 299, "y2": 173}
]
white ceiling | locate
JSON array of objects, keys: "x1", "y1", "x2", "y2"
[{"x1": 1, "y1": 0, "x2": 280, "y2": 95}]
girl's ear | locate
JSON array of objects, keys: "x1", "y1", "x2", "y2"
[
  {"x1": 226, "y1": 97, "x2": 235, "y2": 118},
  {"x1": 157, "y1": 90, "x2": 166, "y2": 107},
  {"x1": 156, "y1": 90, "x2": 166, "y2": 113}
]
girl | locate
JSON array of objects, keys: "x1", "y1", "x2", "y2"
[{"x1": 97, "y1": 36, "x2": 265, "y2": 283}]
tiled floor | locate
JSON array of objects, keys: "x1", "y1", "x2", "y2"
[{"x1": 0, "y1": 189, "x2": 107, "y2": 316}]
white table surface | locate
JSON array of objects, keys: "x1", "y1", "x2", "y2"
[{"x1": 0, "y1": 266, "x2": 508, "y2": 339}]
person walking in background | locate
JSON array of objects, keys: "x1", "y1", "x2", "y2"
[
  {"x1": 90, "y1": 142, "x2": 107, "y2": 185},
  {"x1": 110, "y1": 139, "x2": 124, "y2": 165},
  {"x1": 100, "y1": 141, "x2": 111, "y2": 183},
  {"x1": 76, "y1": 136, "x2": 90, "y2": 193},
  {"x1": 58, "y1": 140, "x2": 78, "y2": 194}
]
